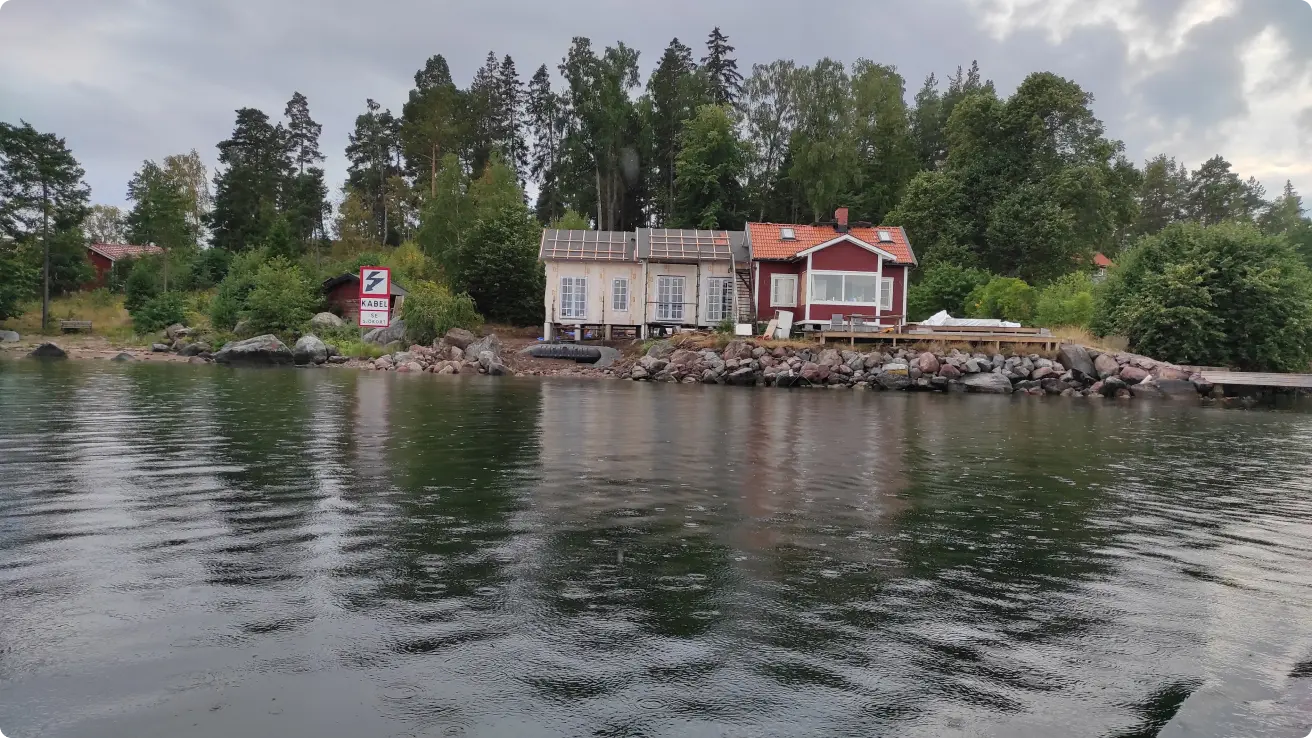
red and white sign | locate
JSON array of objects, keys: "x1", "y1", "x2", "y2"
[{"x1": 358, "y1": 266, "x2": 391, "y2": 327}]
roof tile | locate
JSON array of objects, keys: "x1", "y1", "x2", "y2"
[
  {"x1": 747, "y1": 223, "x2": 916, "y2": 264},
  {"x1": 87, "y1": 243, "x2": 164, "y2": 261}
]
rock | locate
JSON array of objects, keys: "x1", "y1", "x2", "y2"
[
  {"x1": 1041, "y1": 378, "x2": 1068, "y2": 395},
  {"x1": 630, "y1": 365, "x2": 649, "y2": 380},
  {"x1": 392, "y1": 352, "x2": 414, "y2": 365},
  {"x1": 1057, "y1": 345, "x2": 1098, "y2": 381},
  {"x1": 292, "y1": 335, "x2": 329, "y2": 365},
  {"x1": 1119, "y1": 365, "x2": 1150, "y2": 384},
  {"x1": 27, "y1": 342, "x2": 68, "y2": 359},
  {"x1": 436, "y1": 362, "x2": 457, "y2": 375},
  {"x1": 1154, "y1": 366, "x2": 1192, "y2": 382},
  {"x1": 325, "y1": 344, "x2": 341, "y2": 358},
  {"x1": 363, "y1": 320, "x2": 407, "y2": 346},
  {"x1": 1061, "y1": 388, "x2": 1077, "y2": 397},
  {"x1": 178, "y1": 342, "x2": 212, "y2": 357},
  {"x1": 397, "y1": 361, "x2": 424, "y2": 373},
  {"x1": 646, "y1": 341, "x2": 675, "y2": 359},
  {"x1": 466, "y1": 334, "x2": 503, "y2": 361},
  {"x1": 1155, "y1": 379, "x2": 1200, "y2": 398},
  {"x1": 964, "y1": 358, "x2": 984, "y2": 374},
  {"x1": 1131, "y1": 356, "x2": 1157, "y2": 371},
  {"x1": 669, "y1": 349, "x2": 699, "y2": 367},
  {"x1": 171, "y1": 339, "x2": 185, "y2": 352},
  {"x1": 938, "y1": 363, "x2": 962, "y2": 380},
  {"x1": 1031, "y1": 366, "x2": 1055, "y2": 381},
  {"x1": 164, "y1": 323, "x2": 190, "y2": 340},
  {"x1": 1099, "y1": 376, "x2": 1127, "y2": 397},
  {"x1": 1191, "y1": 375, "x2": 1215, "y2": 395},
  {"x1": 441, "y1": 328, "x2": 476, "y2": 349},
  {"x1": 1015, "y1": 380, "x2": 1041, "y2": 391},
  {"x1": 726, "y1": 367, "x2": 758, "y2": 386},
  {"x1": 799, "y1": 362, "x2": 829, "y2": 384},
  {"x1": 373, "y1": 356, "x2": 394, "y2": 370},
  {"x1": 1094, "y1": 353, "x2": 1121, "y2": 380},
  {"x1": 151, "y1": 343, "x2": 171, "y2": 353},
  {"x1": 917, "y1": 352, "x2": 940, "y2": 374},
  {"x1": 310, "y1": 312, "x2": 345, "y2": 330},
  {"x1": 214, "y1": 335, "x2": 294, "y2": 366},
  {"x1": 723, "y1": 340, "x2": 754, "y2": 361},
  {"x1": 111, "y1": 352, "x2": 135, "y2": 362},
  {"x1": 817, "y1": 349, "x2": 842, "y2": 367},
  {"x1": 233, "y1": 319, "x2": 254, "y2": 338},
  {"x1": 752, "y1": 347, "x2": 767, "y2": 358},
  {"x1": 639, "y1": 355, "x2": 668, "y2": 373},
  {"x1": 0, "y1": 330, "x2": 20, "y2": 343},
  {"x1": 876, "y1": 364, "x2": 912, "y2": 391},
  {"x1": 961, "y1": 373, "x2": 1014, "y2": 394},
  {"x1": 772, "y1": 347, "x2": 788, "y2": 358},
  {"x1": 327, "y1": 355, "x2": 350, "y2": 365}
]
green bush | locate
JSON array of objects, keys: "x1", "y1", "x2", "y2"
[
  {"x1": 130, "y1": 291, "x2": 186, "y2": 333},
  {"x1": 190, "y1": 248, "x2": 232, "y2": 290},
  {"x1": 1092, "y1": 221, "x2": 1312, "y2": 371},
  {"x1": 966, "y1": 276, "x2": 1036, "y2": 323},
  {"x1": 123, "y1": 256, "x2": 162, "y2": 313},
  {"x1": 1034, "y1": 271, "x2": 1096, "y2": 328},
  {"x1": 244, "y1": 257, "x2": 318, "y2": 337},
  {"x1": 209, "y1": 249, "x2": 268, "y2": 331},
  {"x1": 0, "y1": 243, "x2": 38, "y2": 321},
  {"x1": 907, "y1": 263, "x2": 991, "y2": 321},
  {"x1": 400, "y1": 280, "x2": 483, "y2": 345}
]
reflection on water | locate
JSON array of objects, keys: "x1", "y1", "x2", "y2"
[{"x1": 2, "y1": 361, "x2": 1312, "y2": 737}]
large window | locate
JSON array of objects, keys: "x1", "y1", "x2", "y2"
[
  {"x1": 881, "y1": 277, "x2": 894, "y2": 311},
  {"x1": 612, "y1": 278, "x2": 629, "y2": 312},
  {"x1": 770, "y1": 274, "x2": 797, "y2": 307},
  {"x1": 810, "y1": 271, "x2": 884, "y2": 305},
  {"x1": 560, "y1": 276, "x2": 587, "y2": 319},
  {"x1": 707, "y1": 277, "x2": 733, "y2": 323},
  {"x1": 656, "y1": 276, "x2": 685, "y2": 322}
]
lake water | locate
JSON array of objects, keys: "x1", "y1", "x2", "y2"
[{"x1": 2, "y1": 360, "x2": 1312, "y2": 737}]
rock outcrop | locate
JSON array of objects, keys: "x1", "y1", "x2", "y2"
[
  {"x1": 292, "y1": 334, "x2": 329, "y2": 365},
  {"x1": 214, "y1": 335, "x2": 294, "y2": 366},
  {"x1": 0, "y1": 330, "x2": 19, "y2": 343},
  {"x1": 27, "y1": 342, "x2": 67, "y2": 359},
  {"x1": 363, "y1": 320, "x2": 407, "y2": 346},
  {"x1": 310, "y1": 312, "x2": 345, "y2": 330}
]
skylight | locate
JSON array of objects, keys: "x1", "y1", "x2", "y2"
[
  {"x1": 877, "y1": 230, "x2": 892, "y2": 242},
  {"x1": 781, "y1": 228, "x2": 796, "y2": 241}
]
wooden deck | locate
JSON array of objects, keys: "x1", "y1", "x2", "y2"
[
  {"x1": 817, "y1": 330, "x2": 1067, "y2": 352},
  {"x1": 1201, "y1": 371, "x2": 1312, "y2": 389}
]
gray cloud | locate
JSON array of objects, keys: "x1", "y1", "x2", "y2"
[{"x1": 1, "y1": 0, "x2": 1310, "y2": 210}]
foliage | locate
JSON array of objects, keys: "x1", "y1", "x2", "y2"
[
  {"x1": 1034, "y1": 271, "x2": 1095, "y2": 328},
  {"x1": 384, "y1": 241, "x2": 441, "y2": 286},
  {"x1": 190, "y1": 248, "x2": 232, "y2": 289},
  {"x1": 1092, "y1": 222, "x2": 1312, "y2": 371},
  {"x1": 906, "y1": 263, "x2": 990, "y2": 321},
  {"x1": 208, "y1": 248, "x2": 269, "y2": 330},
  {"x1": 209, "y1": 108, "x2": 291, "y2": 251},
  {"x1": 966, "y1": 276, "x2": 1036, "y2": 324},
  {"x1": 0, "y1": 241, "x2": 39, "y2": 320},
  {"x1": 457, "y1": 204, "x2": 544, "y2": 325},
  {"x1": 400, "y1": 280, "x2": 484, "y2": 345},
  {"x1": 84, "y1": 204, "x2": 127, "y2": 244},
  {"x1": 123, "y1": 255, "x2": 162, "y2": 312},
  {"x1": 130, "y1": 291, "x2": 186, "y2": 333},
  {"x1": 701, "y1": 27, "x2": 742, "y2": 105},
  {"x1": 671, "y1": 104, "x2": 747, "y2": 229},
  {"x1": 243, "y1": 256, "x2": 319, "y2": 336},
  {"x1": 549, "y1": 210, "x2": 591, "y2": 230}
]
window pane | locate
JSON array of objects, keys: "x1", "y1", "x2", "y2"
[
  {"x1": 845, "y1": 275, "x2": 880, "y2": 303},
  {"x1": 612, "y1": 279, "x2": 628, "y2": 311},
  {"x1": 707, "y1": 278, "x2": 732, "y2": 322},
  {"x1": 812, "y1": 274, "x2": 843, "y2": 302},
  {"x1": 657, "y1": 276, "x2": 684, "y2": 321},
  {"x1": 772, "y1": 275, "x2": 796, "y2": 306},
  {"x1": 881, "y1": 278, "x2": 894, "y2": 311}
]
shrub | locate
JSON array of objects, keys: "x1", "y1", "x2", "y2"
[
  {"x1": 244, "y1": 257, "x2": 318, "y2": 336},
  {"x1": 1034, "y1": 271, "x2": 1096, "y2": 328},
  {"x1": 190, "y1": 248, "x2": 232, "y2": 289},
  {"x1": 401, "y1": 280, "x2": 483, "y2": 345},
  {"x1": 966, "y1": 276, "x2": 1036, "y2": 323},
  {"x1": 130, "y1": 291, "x2": 186, "y2": 333},
  {"x1": 209, "y1": 249, "x2": 268, "y2": 331},
  {"x1": 0, "y1": 244, "x2": 39, "y2": 321},
  {"x1": 1093, "y1": 221, "x2": 1312, "y2": 371},
  {"x1": 455, "y1": 205, "x2": 544, "y2": 325},
  {"x1": 907, "y1": 263, "x2": 991, "y2": 321},
  {"x1": 385, "y1": 241, "x2": 441, "y2": 286},
  {"x1": 123, "y1": 256, "x2": 162, "y2": 313}
]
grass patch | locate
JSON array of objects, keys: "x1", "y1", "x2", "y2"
[
  {"x1": 1, "y1": 290, "x2": 134, "y2": 336},
  {"x1": 1051, "y1": 326, "x2": 1127, "y2": 353},
  {"x1": 328, "y1": 339, "x2": 386, "y2": 360}
]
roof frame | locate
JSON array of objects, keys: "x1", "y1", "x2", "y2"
[{"x1": 793, "y1": 234, "x2": 900, "y2": 262}]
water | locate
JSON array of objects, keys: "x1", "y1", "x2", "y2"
[{"x1": 2, "y1": 360, "x2": 1312, "y2": 738}]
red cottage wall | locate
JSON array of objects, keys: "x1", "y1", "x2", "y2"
[
  {"x1": 803, "y1": 265, "x2": 908, "y2": 325},
  {"x1": 753, "y1": 261, "x2": 804, "y2": 321},
  {"x1": 809, "y1": 240, "x2": 883, "y2": 271},
  {"x1": 85, "y1": 251, "x2": 113, "y2": 288},
  {"x1": 326, "y1": 282, "x2": 361, "y2": 320}
]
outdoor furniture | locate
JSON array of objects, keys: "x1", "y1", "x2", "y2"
[
  {"x1": 830, "y1": 314, "x2": 845, "y2": 331},
  {"x1": 59, "y1": 320, "x2": 92, "y2": 333}
]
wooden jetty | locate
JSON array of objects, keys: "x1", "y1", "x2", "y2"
[
  {"x1": 1201, "y1": 371, "x2": 1312, "y2": 390},
  {"x1": 815, "y1": 322, "x2": 1067, "y2": 352}
]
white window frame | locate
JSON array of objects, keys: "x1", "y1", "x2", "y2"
[
  {"x1": 656, "y1": 275, "x2": 685, "y2": 322},
  {"x1": 612, "y1": 278, "x2": 629, "y2": 312},
  {"x1": 881, "y1": 277, "x2": 894, "y2": 311},
  {"x1": 706, "y1": 277, "x2": 733, "y2": 323},
  {"x1": 560, "y1": 276, "x2": 587, "y2": 319},
  {"x1": 807, "y1": 270, "x2": 885, "y2": 307},
  {"x1": 770, "y1": 274, "x2": 797, "y2": 307}
]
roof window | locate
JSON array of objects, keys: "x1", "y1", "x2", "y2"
[
  {"x1": 780, "y1": 228, "x2": 796, "y2": 241},
  {"x1": 877, "y1": 229, "x2": 892, "y2": 243}
]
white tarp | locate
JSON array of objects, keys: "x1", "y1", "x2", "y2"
[{"x1": 921, "y1": 310, "x2": 1022, "y2": 328}]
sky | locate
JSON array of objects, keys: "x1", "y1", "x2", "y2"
[{"x1": 1, "y1": 0, "x2": 1310, "y2": 212}]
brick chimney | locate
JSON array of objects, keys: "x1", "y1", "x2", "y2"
[{"x1": 834, "y1": 207, "x2": 850, "y2": 232}]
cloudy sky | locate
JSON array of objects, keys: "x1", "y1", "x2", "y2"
[{"x1": 1, "y1": 0, "x2": 1310, "y2": 211}]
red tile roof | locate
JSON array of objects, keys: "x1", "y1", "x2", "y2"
[
  {"x1": 747, "y1": 223, "x2": 917, "y2": 264},
  {"x1": 87, "y1": 243, "x2": 164, "y2": 261},
  {"x1": 1093, "y1": 252, "x2": 1113, "y2": 268}
]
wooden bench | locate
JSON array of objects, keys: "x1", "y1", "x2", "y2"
[{"x1": 60, "y1": 320, "x2": 92, "y2": 333}]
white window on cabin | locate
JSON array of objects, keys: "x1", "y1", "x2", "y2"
[
  {"x1": 881, "y1": 277, "x2": 894, "y2": 311},
  {"x1": 706, "y1": 278, "x2": 733, "y2": 323},
  {"x1": 560, "y1": 276, "x2": 587, "y2": 319},
  {"x1": 771, "y1": 274, "x2": 797, "y2": 307},
  {"x1": 809, "y1": 272, "x2": 884, "y2": 306},
  {"x1": 811, "y1": 274, "x2": 844, "y2": 302},
  {"x1": 844, "y1": 275, "x2": 880, "y2": 304},
  {"x1": 612, "y1": 278, "x2": 629, "y2": 312},
  {"x1": 656, "y1": 276, "x2": 685, "y2": 322}
]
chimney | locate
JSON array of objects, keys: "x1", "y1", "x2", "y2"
[{"x1": 835, "y1": 207, "x2": 849, "y2": 232}]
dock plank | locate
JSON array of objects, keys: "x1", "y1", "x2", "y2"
[{"x1": 1202, "y1": 371, "x2": 1312, "y2": 389}]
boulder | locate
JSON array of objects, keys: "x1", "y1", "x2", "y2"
[
  {"x1": 1154, "y1": 366, "x2": 1192, "y2": 382},
  {"x1": 799, "y1": 362, "x2": 829, "y2": 384},
  {"x1": 373, "y1": 356, "x2": 394, "y2": 370},
  {"x1": 441, "y1": 328, "x2": 476, "y2": 349},
  {"x1": 111, "y1": 352, "x2": 135, "y2": 362},
  {"x1": 669, "y1": 349, "x2": 699, "y2": 367},
  {"x1": 1014, "y1": 380, "x2": 1041, "y2": 391},
  {"x1": 436, "y1": 362, "x2": 458, "y2": 375},
  {"x1": 233, "y1": 319, "x2": 254, "y2": 338},
  {"x1": 363, "y1": 320, "x2": 407, "y2": 346},
  {"x1": 188, "y1": 356, "x2": 211, "y2": 365},
  {"x1": 1094, "y1": 353, "x2": 1121, "y2": 380},
  {"x1": 164, "y1": 323, "x2": 191, "y2": 341},
  {"x1": 327, "y1": 355, "x2": 350, "y2": 365},
  {"x1": 1156, "y1": 379, "x2": 1200, "y2": 398},
  {"x1": 961, "y1": 373, "x2": 1014, "y2": 394},
  {"x1": 1131, "y1": 356, "x2": 1158, "y2": 371},
  {"x1": 917, "y1": 352, "x2": 940, "y2": 375},
  {"x1": 629, "y1": 365, "x2": 649, "y2": 380},
  {"x1": 725, "y1": 367, "x2": 758, "y2": 386},
  {"x1": 646, "y1": 341, "x2": 675, "y2": 359},
  {"x1": 1040, "y1": 378, "x2": 1068, "y2": 395},
  {"x1": 964, "y1": 358, "x2": 984, "y2": 374},
  {"x1": 27, "y1": 342, "x2": 68, "y2": 359},
  {"x1": 1099, "y1": 376, "x2": 1127, "y2": 397},
  {"x1": 397, "y1": 361, "x2": 424, "y2": 373},
  {"x1": 0, "y1": 330, "x2": 20, "y2": 343},
  {"x1": 310, "y1": 312, "x2": 345, "y2": 330},
  {"x1": 213, "y1": 335, "x2": 294, "y2": 366},
  {"x1": 1031, "y1": 366, "x2": 1055, "y2": 381},
  {"x1": 292, "y1": 335, "x2": 329, "y2": 365},
  {"x1": 817, "y1": 348, "x2": 842, "y2": 367},
  {"x1": 178, "y1": 342, "x2": 212, "y2": 357},
  {"x1": 1119, "y1": 365, "x2": 1150, "y2": 384},
  {"x1": 151, "y1": 343, "x2": 171, "y2": 353},
  {"x1": 466, "y1": 334, "x2": 503, "y2": 362},
  {"x1": 1191, "y1": 375, "x2": 1215, "y2": 395},
  {"x1": 938, "y1": 363, "x2": 962, "y2": 380},
  {"x1": 876, "y1": 364, "x2": 912, "y2": 391},
  {"x1": 722, "y1": 340, "x2": 754, "y2": 361},
  {"x1": 1057, "y1": 345, "x2": 1098, "y2": 381}
]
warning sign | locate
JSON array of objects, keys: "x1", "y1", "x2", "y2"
[{"x1": 358, "y1": 267, "x2": 391, "y2": 328}]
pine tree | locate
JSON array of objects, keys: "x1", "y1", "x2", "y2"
[
  {"x1": 400, "y1": 54, "x2": 464, "y2": 197},
  {"x1": 209, "y1": 108, "x2": 292, "y2": 252},
  {"x1": 282, "y1": 93, "x2": 328, "y2": 248},
  {"x1": 646, "y1": 38, "x2": 701, "y2": 224},
  {"x1": 672, "y1": 105, "x2": 747, "y2": 229},
  {"x1": 1134, "y1": 155, "x2": 1189, "y2": 236},
  {"x1": 497, "y1": 55, "x2": 528, "y2": 182},
  {"x1": 284, "y1": 92, "x2": 324, "y2": 174},
  {"x1": 467, "y1": 51, "x2": 505, "y2": 175},
  {"x1": 127, "y1": 159, "x2": 196, "y2": 290},
  {"x1": 701, "y1": 27, "x2": 743, "y2": 105},
  {"x1": 345, "y1": 99, "x2": 403, "y2": 245},
  {"x1": 1187, "y1": 155, "x2": 1264, "y2": 226},
  {"x1": 527, "y1": 64, "x2": 569, "y2": 223},
  {"x1": 849, "y1": 60, "x2": 917, "y2": 222}
]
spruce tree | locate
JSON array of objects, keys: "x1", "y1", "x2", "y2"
[
  {"x1": 209, "y1": 108, "x2": 291, "y2": 252},
  {"x1": 701, "y1": 27, "x2": 743, "y2": 105},
  {"x1": 647, "y1": 38, "x2": 700, "y2": 223}
]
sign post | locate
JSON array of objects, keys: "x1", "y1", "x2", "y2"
[{"x1": 358, "y1": 266, "x2": 391, "y2": 328}]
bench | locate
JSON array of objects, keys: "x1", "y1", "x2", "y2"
[{"x1": 60, "y1": 320, "x2": 93, "y2": 333}]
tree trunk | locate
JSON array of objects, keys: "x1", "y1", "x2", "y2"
[
  {"x1": 41, "y1": 178, "x2": 49, "y2": 333},
  {"x1": 431, "y1": 143, "x2": 437, "y2": 199},
  {"x1": 595, "y1": 166, "x2": 603, "y2": 230}
]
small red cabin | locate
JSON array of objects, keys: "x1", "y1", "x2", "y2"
[
  {"x1": 85, "y1": 243, "x2": 164, "y2": 288},
  {"x1": 322, "y1": 273, "x2": 408, "y2": 323},
  {"x1": 747, "y1": 209, "x2": 917, "y2": 329}
]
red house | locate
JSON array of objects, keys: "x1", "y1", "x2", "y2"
[
  {"x1": 747, "y1": 208, "x2": 917, "y2": 329},
  {"x1": 321, "y1": 273, "x2": 408, "y2": 323},
  {"x1": 85, "y1": 243, "x2": 164, "y2": 288}
]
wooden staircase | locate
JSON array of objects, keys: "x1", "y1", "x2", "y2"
[{"x1": 735, "y1": 269, "x2": 754, "y2": 324}]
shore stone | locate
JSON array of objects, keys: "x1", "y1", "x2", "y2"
[
  {"x1": 962, "y1": 373, "x2": 1014, "y2": 394},
  {"x1": 818, "y1": 349, "x2": 842, "y2": 367},
  {"x1": 310, "y1": 312, "x2": 345, "y2": 330},
  {"x1": 28, "y1": 342, "x2": 68, "y2": 359},
  {"x1": 1031, "y1": 366, "x2": 1055, "y2": 381},
  {"x1": 1119, "y1": 365, "x2": 1150, "y2": 384},
  {"x1": 151, "y1": 343, "x2": 171, "y2": 353},
  {"x1": 293, "y1": 335, "x2": 329, "y2": 365},
  {"x1": 443, "y1": 328, "x2": 476, "y2": 349},
  {"x1": 233, "y1": 319, "x2": 254, "y2": 338},
  {"x1": 214, "y1": 335, "x2": 294, "y2": 366},
  {"x1": 1192, "y1": 375, "x2": 1215, "y2": 395},
  {"x1": 876, "y1": 364, "x2": 912, "y2": 391},
  {"x1": 178, "y1": 342, "x2": 211, "y2": 357},
  {"x1": 0, "y1": 330, "x2": 20, "y2": 343},
  {"x1": 327, "y1": 355, "x2": 350, "y2": 365},
  {"x1": 917, "y1": 352, "x2": 940, "y2": 374},
  {"x1": 1155, "y1": 367, "x2": 1192, "y2": 382},
  {"x1": 1058, "y1": 345, "x2": 1098, "y2": 381},
  {"x1": 111, "y1": 352, "x2": 135, "y2": 362},
  {"x1": 363, "y1": 319, "x2": 407, "y2": 346},
  {"x1": 188, "y1": 356, "x2": 210, "y2": 365},
  {"x1": 1100, "y1": 376, "x2": 1128, "y2": 397},
  {"x1": 938, "y1": 364, "x2": 962, "y2": 380},
  {"x1": 1094, "y1": 353, "x2": 1120, "y2": 379},
  {"x1": 165, "y1": 323, "x2": 193, "y2": 341},
  {"x1": 800, "y1": 362, "x2": 829, "y2": 383}
]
